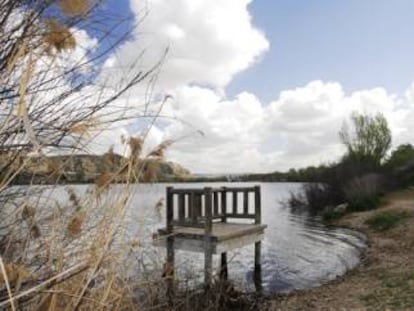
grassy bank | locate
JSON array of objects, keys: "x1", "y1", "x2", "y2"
[{"x1": 262, "y1": 188, "x2": 414, "y2": 310}]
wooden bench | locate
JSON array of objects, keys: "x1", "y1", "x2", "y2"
[{"x1": 155, "y1": 185, "x2": 266, "y2": 292}]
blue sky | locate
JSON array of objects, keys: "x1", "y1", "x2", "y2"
[
  {"x1": 227, "y1": 0, "x2": 414, "y2": 103},
  {"x1": 90, "y1": 0, "x2": 414, "y2": 173}
]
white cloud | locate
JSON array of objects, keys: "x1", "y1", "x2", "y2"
[
  {"x1": 87, "y1": 0, "x2": 414, "y2": 174},
  {"x1": 160, "y1": 81, "x2": 414, "y2": 173},
  {"x1": 105, "y1": 0, "x2": 269, "y2": 91}
]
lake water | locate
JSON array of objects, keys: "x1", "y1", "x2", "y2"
[{"x1": 30, "y1": 182, "x2": 366, "y2": 293}]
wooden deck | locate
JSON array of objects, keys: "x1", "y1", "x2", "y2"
[{"x1": 157, "y1": 223, "x2": 267, "y2": 253}]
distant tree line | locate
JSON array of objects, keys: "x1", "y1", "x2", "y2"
[{"x1": 243, "y1": 112, "x2": 414, "y2": 214}]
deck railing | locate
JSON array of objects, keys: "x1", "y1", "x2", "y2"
[
  {"x1": 164, "y1": 185, "x2": 263, "y2": 294},
  {"x1": 166, "y1": 186, "x2": 261, "y2": 233}
]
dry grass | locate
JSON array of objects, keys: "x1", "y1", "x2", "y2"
[
  {"x1": 0, "y1": 2, "x2": 211, "y2": 309},
  {"x1": 0, "y1": 141, "x2": 209, "y2": 310}
]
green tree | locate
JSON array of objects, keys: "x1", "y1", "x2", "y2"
[
  {"x1": 385, "y1": 144, "x2": 414, "y2": 170},
  {"x1": 339, "y1": 112, "x2": 392, "y2": 169}
]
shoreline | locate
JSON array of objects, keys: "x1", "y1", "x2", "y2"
[{"x1": 261, "y1": 188, "x2": 414, "y2": 310}]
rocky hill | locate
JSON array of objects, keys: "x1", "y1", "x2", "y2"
[{"x1": 0, "y1": 152, "x2": 191, "y2": 184}]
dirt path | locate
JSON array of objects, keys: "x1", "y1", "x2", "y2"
[{"x1": 262, "y1": 189, "x2": 414, "y2": 310}]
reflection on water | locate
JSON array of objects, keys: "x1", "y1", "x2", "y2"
[{"x1": 33, "y1": 182, "x2": 366, "y2": 293}]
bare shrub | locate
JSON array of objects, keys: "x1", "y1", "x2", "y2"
[{"x1": 343, "y1": 174, "x2": 384, "y2": 211}]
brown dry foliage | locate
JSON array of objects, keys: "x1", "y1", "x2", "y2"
[
  {"x1": 128, "y1": 136, "x2": 144, "y2": 159},
  {"x1": 147, "y1": 140, "x2": 173, "y2": 158},
  {"x1": 141, "y1": 161, "x2": 158, "y2": 182},
  {"x1": 68, "y1": 189, "x2": 81, "y2": 211},
  {"x1": 22, "y1": 205, "x2": 36, "y2": 219},
  {"x1": 66, "y1": 211, "x2": 85, "y2": 238},
  {"x1": 43, "y1": 19, "x2": 76, "y2": 53},
  {"x1": 58, "y1": 0, "x2": 91, "y2": 17},
  {"x1": 30, "y1": 224, "x2": 42, "y2": 239},
  {"x1": 66, "y1": 119, "x2": 99, "y2": 136},
  {"x1": 0, "y1": 263, "x2": 31, "y2": 286},
  {"x1": 95, "y1": 172, "x2": 113, "y2": 190}
]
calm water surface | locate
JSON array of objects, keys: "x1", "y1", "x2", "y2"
[{"x1": 36, "y1": 182, "x2": 366, "y2": 293}]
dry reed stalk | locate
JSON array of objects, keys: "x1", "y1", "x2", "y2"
[
  {"x1": 17, "y1": 53, "x2": 43, "y2": 154},
  {"x1": 0, "y1": 262, "x2": 31, "y2": 287},
  {"x1": 6, "y1": 42, "x2": 27, "y2": 73},
  {"x1": 0, "y1": 262, "x2": 88, "y2": 309},
  {"x1": 0, "y1": 256, "x2": 17, "y2": 311}
]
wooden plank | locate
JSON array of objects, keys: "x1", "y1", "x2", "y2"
[
  {"x1": 254, "y1": 241, "x2": 262, "y2": 293},
  {"x1": 254, "y1": 185, "x2": 261, "y2": 225},
  {"x1": 222, "y1": 187, "x2": 256, "y2": 192},
  {"x1": 171, "y1": 220, "x2": 205, "y2": 228},
  {"x1": 221, "y1": 187, "x2": 227, "y2": 223},
  {"x1": 166, "y1": 187, "x2": 174, "y2": 232},
  {"x1": 243, "y1": 190, "x2": 249, "y2": 215},
  {"x1": 224, "y1": 214, "x2": 255, "y2": 219},
  {"x1": 171, "y1": 187, "x2": 255, "y2": 195},
  {"x1": 165, "y1": 186, "x2": 174, "y2": 303},
  {"x1": 171, "y1": 188, "x2": 205, "y2": 194},
  {"x1": 204, "y1": 187, "x2": 213, "y2": 287},
  {"x1": 193, "y1": 193, "x2": 202, "y2": 223},
  {"x1": 213, "y1": 191, "x2": 219, "y2": 216},
  {"x1": 232, "y1": 191, "x2": 237, "y2": 215},
  {"x1": 178, "y1": 193, "x2": 185, "y2": 222},
  {"x1": 158, "y1": 223, "x2": 267, "y2": 242},
  {"x1": 220, "y1": 252, "x2": 228, "y2": 280},
  {"x1": 189, "y1": 192, "x2": 194, "y2": 222}
]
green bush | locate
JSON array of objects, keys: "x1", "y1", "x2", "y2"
[{"x1": 365, "y1": 211, "x2": 408, "y2": 231}]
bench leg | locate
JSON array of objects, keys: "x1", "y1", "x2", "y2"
[
  {"x1": 220, "y1": 252, "x2": 228, "y2": 280},
  {"x1": 166, "y1": 236, "x2": 175, "y2": 305},
  {"x1": 254, "y1": 241, "x2": 262, "y2": 293}
]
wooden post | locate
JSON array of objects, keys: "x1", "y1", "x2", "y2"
[
  {"x1": 220, "y1": 187, "x2": 229, "y2": 281},
  {"x1": 189, "y1": 192, "x2": 194, "y2": 220},
  {"x1": 213, "y1": 191, "x2": 219, "y2": 216},
  {"x1": 220, "y1": 252, "x2": 228, "y2": 281},
  {"x1": 254, "y1": 185, "x2": 262, "y2": 293},
  {"x1": 243, "y1": 190, "x2": 249, "y2": 215},
  {"x1": 232, "y1": 191, "x2": 237, "y2": 215},
  {"x1": 194, "y1": 193, "x2": 202, "y2": 222},
  {"x1": 204, "y1": 187, "x2": 213, "y2": 288},
  {"x1": 254, "y1": 186, "x2": 261, "y2": 225},
  {"x1": 166, "y1": 187, "x2": 175, "y2": 303},
  {"x1": 221, "y1": 187, "x2": 227, "y2": 223},
  {"x1": 178, "y1": 193, "x2": 185, "y2": 223}
]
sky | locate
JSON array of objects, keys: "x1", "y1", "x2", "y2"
[{"x1": 82, "y1": 0, "x2": 414, "y2": 174}]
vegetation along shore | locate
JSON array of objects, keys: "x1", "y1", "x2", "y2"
[{"x1": 262, "y1": 188, "x2": 414, "y2": 310}]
